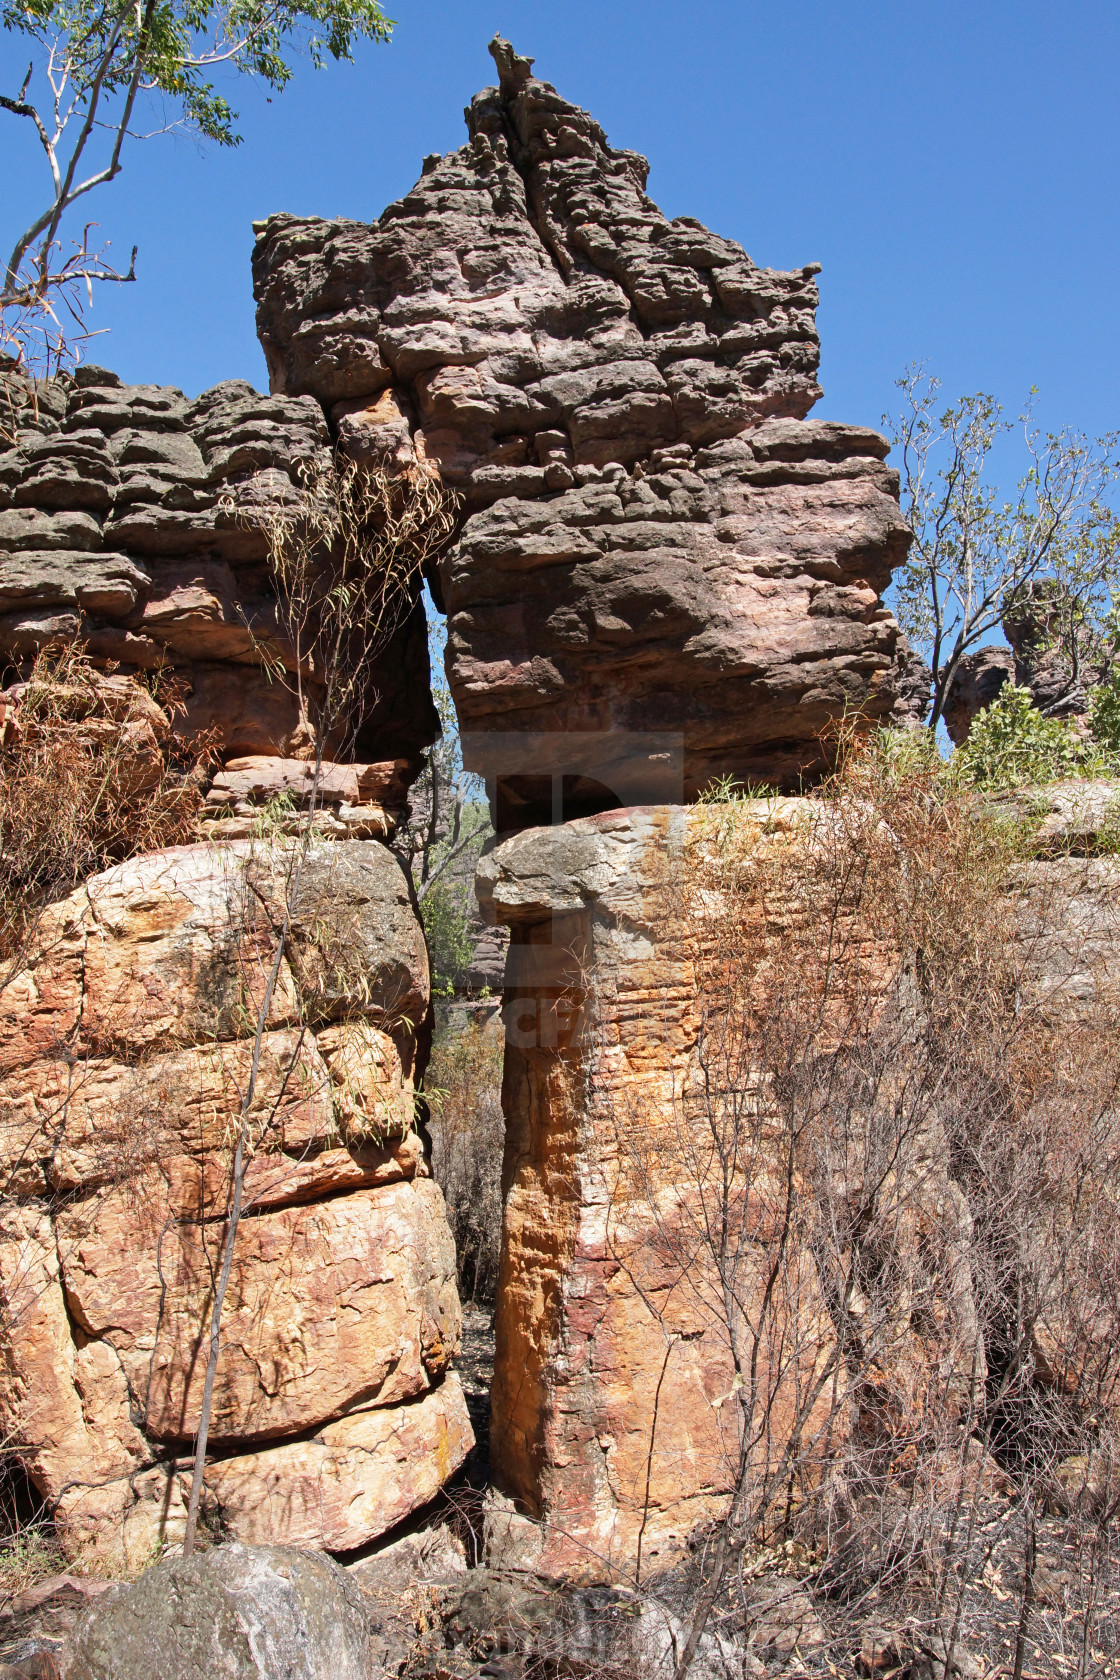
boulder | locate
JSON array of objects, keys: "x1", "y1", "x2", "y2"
[
  {"x1": 943, "y1": 646, "x2": 1014, "y2": 744},
  {"x1": 66, "y1": 1543, "x2": 374, "y2": 1680}
]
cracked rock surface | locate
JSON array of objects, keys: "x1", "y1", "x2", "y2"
[
  {"x1": 0, "y1": 360, "x2": 437, "y2": 771},
  {"x1": 0, "y1": 839, "x2": 471, "y2": 1567},
  {"x1": 253, "y1": 36, "x2": 914, "y2": 822}
]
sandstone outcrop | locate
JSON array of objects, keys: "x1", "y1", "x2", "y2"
[
  {"x1": 0, "y1": 836, "x2": 472, "y2": 1566},
  {"x1": 252, "y1": 37, "x2": 915, "y2": 825},
  {"x1": 942, "y1": 594, "x2": 1109, "y2": 745},
  {"x1": 475, "y1": 789, "x2": 1120, "y2": 1581},
  {"x1": 0, "y1": 358, "x2": 437, "y2": 775},
  {"x1": 474, "y1": 804, "x2": 980, "y2": 1578},
  {"x1": 943, "y1": 646, "x2": 1015, "y2": 745}
]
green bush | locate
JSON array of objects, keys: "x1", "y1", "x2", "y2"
[
  {"x1": 951, "y1": 682, "x2": 1089, "y2": 789},
  {"x1": 420, "y1": 879, "x2": 476, "y2": 998},
  {"x1": 1089, "y1": 667, "x2": 1120, "y2": 752}
]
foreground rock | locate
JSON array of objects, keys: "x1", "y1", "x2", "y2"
[
  {"x1": 475, "y1": 804, "x2": 967, "y2": 1576},
  {"x1": 475, "y1": 791, "x2": 1120, "y2": 1580},
  {"x1": 66, "y1": 1544, "x2": 373, "y2": 1680},
  {"x1": 252, "y1": 37, "x2": 915, "y2": 822},
  {"x1": 0, "y1": 838, "x2": 471, "y2": 1566}
]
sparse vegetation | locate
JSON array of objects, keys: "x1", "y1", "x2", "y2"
[
  {"x1": 426, "y1": 1017, "x2": 504, "y2": 1305},
  {"x1": 0, "y1": 644, "x2": 209, "y2": 989},
  {"x1": 887, "y1": 367, "x2": 1120, "y2": 732},
  {"x1": 595, "y1": 743, "x2": 1120, "y2": 1677}
]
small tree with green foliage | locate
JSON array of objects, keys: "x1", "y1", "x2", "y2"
[
  {"x1": 888, "y1": 367, "x2": 1119, "y2": 733},
  {"x1": 951, "y1": 682, "x2": 1087, "y2": 790},
  {"x1": 1, "y1": 0, "x2": 392, "y2": 367}
]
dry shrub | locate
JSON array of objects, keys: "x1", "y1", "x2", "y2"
[
  {"x1": 0, "y1": 646, "x2": 210, "y2": 984},
  {"x1": 601, "y1": 747, "x2": 1120, "y2": 1667},
  {"x1": 247, "y1": 455, "x2": 457, "y2": 758},
  {"x1": 426, "y1": 1015, "x2": 504, "y2": 1304}
]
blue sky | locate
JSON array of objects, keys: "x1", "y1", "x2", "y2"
[{"x1": 3, "y1": 0, "x2": 1118, "y2": 447}]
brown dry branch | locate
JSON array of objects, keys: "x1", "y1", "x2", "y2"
[
  {"x1": 179, "y1": 456, "x2": 457, "y2": 1553},
  {"x1": 236, "y1": 453, "x2": 458, "y2": 764}
]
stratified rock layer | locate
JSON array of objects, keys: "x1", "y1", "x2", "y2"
[
  {"x1": 252, "y1": 38, "x2": 913, "y2": 824},
  {"x1": 0, "y1": 837, "x2": 472, "y2": 1566},
  {"x1": 475, "y1": 795, "x2": 1120, "y2": 1580},
  {"x1": 0, "y1": 361, "x2": 437, "y2": 771}
]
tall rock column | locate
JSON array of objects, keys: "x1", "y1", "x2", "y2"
[
  {"x1": 252, "y1": 37, "x2": 914, "y2": 828},
  {"x1": 475, "y1": 803, "x2": 983, "y2": 1582}
]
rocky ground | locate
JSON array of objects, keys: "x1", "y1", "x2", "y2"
[{"x1": 3, "y1": 1305, "x2": 1119, "y2": 1679}]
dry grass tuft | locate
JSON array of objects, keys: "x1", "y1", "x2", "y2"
[
  {"x1": 426, "y1": 1015, "x2": 505, "y2": 1305},
  {"x1": 0, "y1": 645, "x2": 212, "y2": 982}
]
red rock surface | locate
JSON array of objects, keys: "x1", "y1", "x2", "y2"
[{"x1": 252, "y1": 37, "x2": 916, "y2": 825}]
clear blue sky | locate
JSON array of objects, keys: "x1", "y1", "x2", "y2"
[{"x1": 3, "y1": 0, "x2": 1118, "y2": 445}]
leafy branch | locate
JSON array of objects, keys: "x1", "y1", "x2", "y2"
[{"x1": 1, "y1": 0, "x2": 393, "y2": 366}]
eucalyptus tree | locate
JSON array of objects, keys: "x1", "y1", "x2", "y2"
[
  {"x1": 1, "y1": 0, "x2": 392, "y2": 366},
  {"x1": 888, "y1": 366, "x2": 1119, "y2": 732}
]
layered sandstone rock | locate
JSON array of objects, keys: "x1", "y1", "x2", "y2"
[
  {"x1": 475, "y1": 804, "x2": 981, "y2": 1579},
  {"x1": 943, "y1": 646, "x2": 1015, "y2": 745},
  {"x1": 476, "y1": 790, "x2": 1120, "y2": 1581},
  {"x1": 252, "y1": 37, "x2": 915, "y2": 825},
  {"x1": 0, "y1": 837, "x2": 472, "y2": 1566},
  {"x1": 0, "y1": 358, "x2": 437, "y2": 773}
]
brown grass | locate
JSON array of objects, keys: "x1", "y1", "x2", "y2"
[
  {"x1": 426, "y1": 1014, "x2": 505, "y2": 1304},
  {"x1": 0, "y1": 645, "x2": 211, "y2": 983},
  {"x1": 599, "y1": 745, "x2": 1120, "y2": 1672}
]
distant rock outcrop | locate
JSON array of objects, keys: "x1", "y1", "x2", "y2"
[{"x1": 943, "y1": 645, "x2": 1015, "y2": 745}]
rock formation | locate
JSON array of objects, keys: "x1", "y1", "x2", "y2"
[
  {"x1": 474, "y1": 805, "x2": 966, "y2": 1577},
  {"x1": 252, "y1": 36, "x2": 914, "y2": 826},
  {"x1": 19, "y1": 36, "x2": 1091, "y2": 1593},
  {"x1": 943, "y1": 646, "x2": 1015, "y2": 745},
  {"x1": 0, "y1": 832, "x2": 472, "y2": 1566},
  {"x1": 943, "y1": 592, "x2": 1109, "y2": 746},
  {"x1": 0, "y1": 359, "x2": 437, "y2": 776},
  {"x1": 476, "y1": 789, "x2": 1120, "y2": 1581}
]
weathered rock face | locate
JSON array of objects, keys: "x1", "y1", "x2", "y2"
[
  {"x1": 474, "y1": 804, "x2": 983, "y2": 1580},
  {"x1": 252, "y1": 37, "x2": 914, "y2": 825},
  {"x1": 0, "y1": 837, "x2": 472, "y2": 1567},
  {"x1": 942, "y1": 595, "x2": 1109, "y2": 746},
  {"x1": 943, "y1": 646, "x2": 1015, "y2": 745},
  {"x1": 0, "y1": 359, "x2": 437, "y2": 771},
  {"x1": 476, "y1": 791, "x2": 1120, "y2": 1582},
  {"x1": 68, "y1": 1542, "x2": 375, "y2": 1680}
]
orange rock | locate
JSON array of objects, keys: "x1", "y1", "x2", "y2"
[
  {"x1": 479, "y1": 804, "x2": 983, "y2": 1581},
  {"x1": 206, "y1": 1375, "x2": 474, "y2": 1550},
  {"x1": 0, "y1": 835, "x2": 464, "y2": 1565},
  {"x1": 56, "y1": 1177, "x2": 459, "y2": 1443}
]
